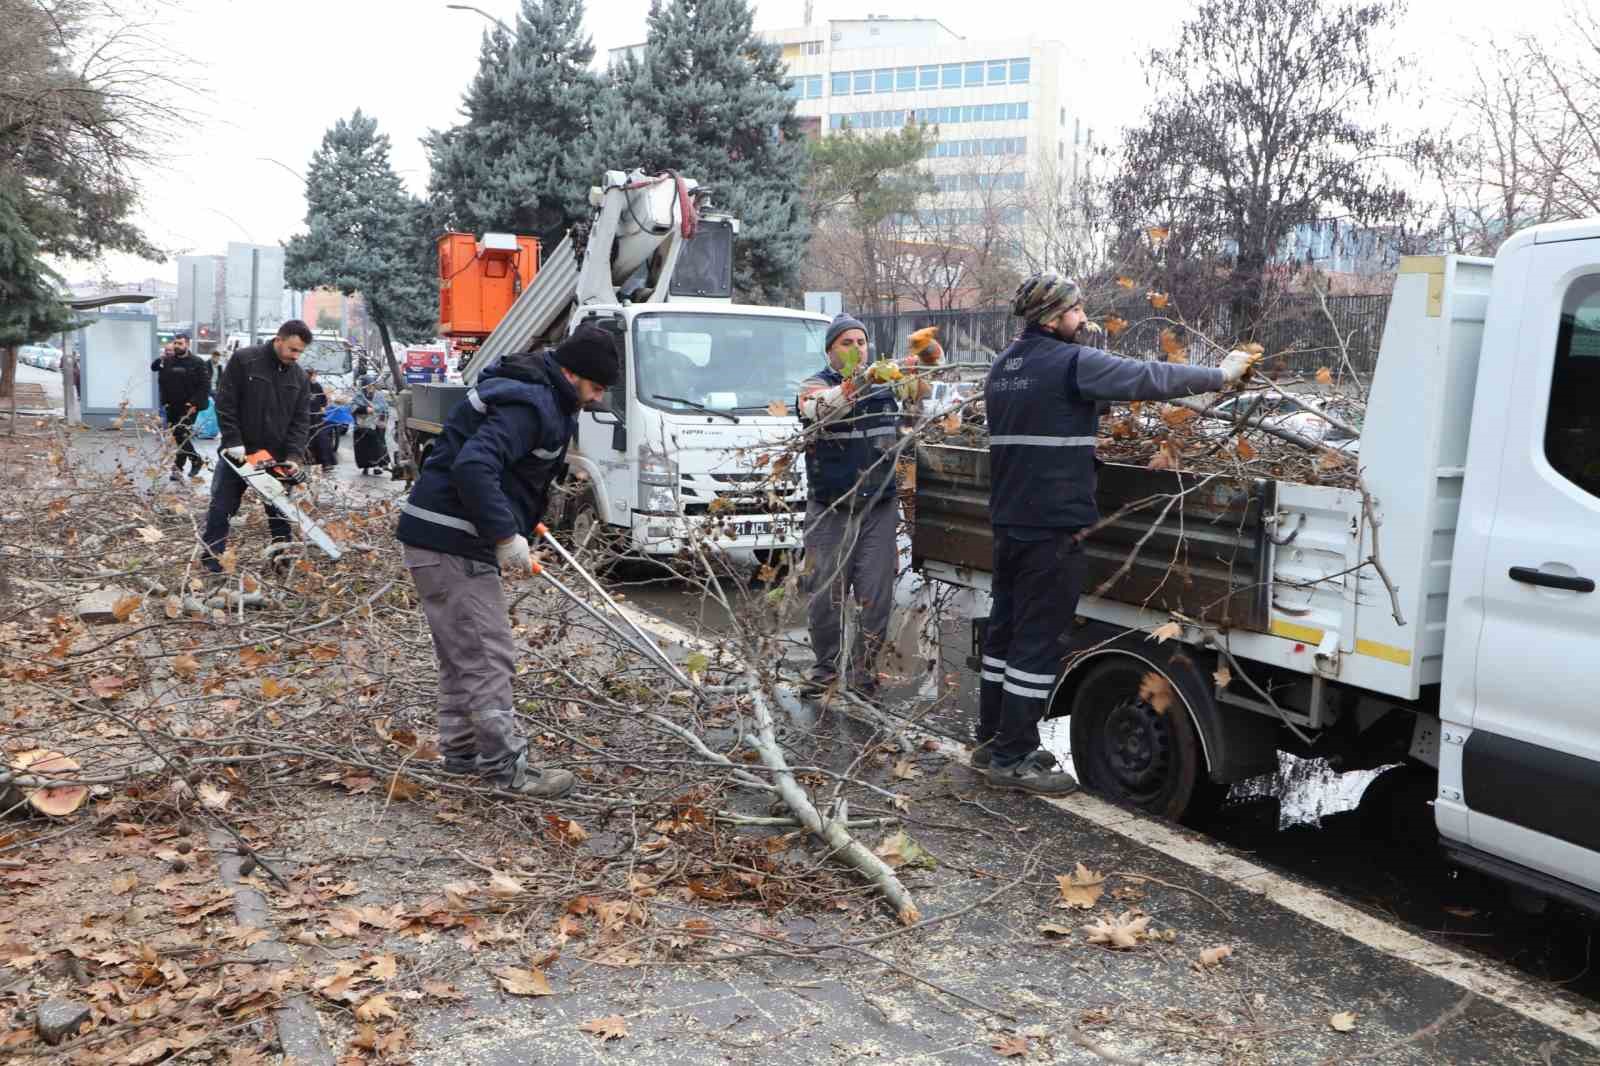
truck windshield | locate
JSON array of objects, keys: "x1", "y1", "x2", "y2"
[{"x1": 633, "y1": 312, "x2": 828, "y2": 413}]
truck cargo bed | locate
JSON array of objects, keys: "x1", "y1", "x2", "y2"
[{"x1": 913, "y1": 442, "x2": 1276, "y2": 631}]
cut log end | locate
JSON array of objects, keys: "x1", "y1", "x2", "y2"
[{"x1": 6, "y1": 749, "x2": 87, "y2": 817}]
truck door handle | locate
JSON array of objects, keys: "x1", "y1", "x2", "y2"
[{"x1": 1508, "y1": 566, "x2": 1595, "y2": 593}]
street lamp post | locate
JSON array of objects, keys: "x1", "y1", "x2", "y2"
[{"x1": 445, "y1": 3, "x2": 513, "y2": 34}]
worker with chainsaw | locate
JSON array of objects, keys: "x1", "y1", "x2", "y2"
[
  {"x1": 151, "y1": 331, "x2": 211, "y2": 482},
  {"x1": 977, "y1": 275, "x2": 1259, "y2": 794},
  {"x1": 798, "y1": 313, "x2": 941, "y2": 701},
  {"x1": 395, "y1": 326, "x2": 619, "y2": 799},
  {"x1": 201, "y1": 320, "x2": 315, "y2": 572}
]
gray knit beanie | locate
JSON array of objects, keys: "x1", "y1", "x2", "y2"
[{"x1": 824, "y1": 312, "x2": 868, "y2": 353}]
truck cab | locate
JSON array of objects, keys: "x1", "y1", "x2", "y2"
[{"x1": 560, "y1": 302, "x2": 822, "y2": 557}]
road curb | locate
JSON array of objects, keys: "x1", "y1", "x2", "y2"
[{"x1": 207, "y1": 830, "x2": 335, "y2": 1065}]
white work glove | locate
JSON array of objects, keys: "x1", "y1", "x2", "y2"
[
  {"x1": 278, "y1": 459, "x2": 300, "y2": 478},
  {"x1": 1219, "y1": 349, "x2": 1260, "y2": 386},
  {"x1": 495, "y1": 534, "x2": 532, "y2": 575},
  {"x1": 223, "y1": 446, "x2": 246, "y2": 463}
]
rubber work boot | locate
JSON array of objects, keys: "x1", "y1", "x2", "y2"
[
  {"x1": 498, "y1": 750, "x2": 576, "y2": 799},
  {"x1": 985, "y1": 759, "x2": 1079, "y2": 796},
  {"x1": 439, "y1": 756, "x2": 478, "y2": 777},
  {"x1": 970, "y1": 745, "x2": 1057, "y2": 772}
]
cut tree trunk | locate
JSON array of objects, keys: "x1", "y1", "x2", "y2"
[{"x1": 2, "y1": 750, "x2": 88, "y2": 817}]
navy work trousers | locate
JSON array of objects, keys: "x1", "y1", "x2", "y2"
[{"x1": 978, "y1": 528, "x2": 1086, "y2": 768}]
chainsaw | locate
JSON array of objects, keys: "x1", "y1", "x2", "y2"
[{"x1": 227, "y1": 449, "x2": 342, "y2": 560}]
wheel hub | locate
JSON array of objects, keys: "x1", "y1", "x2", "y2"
[{"x1": 1101, "y1": 697, "x2": 1172, "y2": 797}]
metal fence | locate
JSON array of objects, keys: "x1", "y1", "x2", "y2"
[{"x1": 858, "y1": 293, "x2": 1391, "y2": 377}]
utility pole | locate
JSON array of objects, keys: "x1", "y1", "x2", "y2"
[{"x1": 248, "y1": 248, "x2": 260, "y2": 343}]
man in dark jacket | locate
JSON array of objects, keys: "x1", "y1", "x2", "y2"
[
  {"x1": 200, "y1": 320, "x2": 314, "y2": 572},
  {"x1": 976, "y1": 274, "x2": 1257, "y2": 794},
  {"x1": 151, "y1": 332, "x2": 211, "y2": 481},
  {"x1": 396, "y1": 326, "x2": 618, "y2": 798}
]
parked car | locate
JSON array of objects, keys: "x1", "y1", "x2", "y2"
[
  {"x1": 19, "y1": 344, "x2": 61, "y2": 370},
  {"x1": 925, "y1": 380, "x2": 979, "y2": 417}
]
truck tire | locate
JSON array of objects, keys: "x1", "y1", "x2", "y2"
[
  {"x1": 1068, "y1": 656, "x2": 1223, "y2": 824},
  {"x1": 568, "y1": 489, "x2": 624, "y2": 573},
  {"x1": 1356, "y1": 764, "x2": 1438, "y2": 847}
]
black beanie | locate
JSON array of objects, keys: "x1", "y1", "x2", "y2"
[{"x1": 552, "y1": 325, "x2": 620, "y2": 387}]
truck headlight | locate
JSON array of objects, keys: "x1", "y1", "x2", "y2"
[{"x1": 637, "y1": 443, "x2": 678, "y2": 514}]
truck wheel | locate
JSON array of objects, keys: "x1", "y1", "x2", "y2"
[
  {"x1": 569, "y1": 491, "x2": 622, "y2": 572},
  {"x1": 1356, "y1": 764, "x2": 1438, "y2": 847},
  {"x1": 1069, "y1": 657, "x2": 1220, "y2": 823}
]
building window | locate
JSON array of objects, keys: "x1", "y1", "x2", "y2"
[
  {"x1": 920, "y1": 64, "x2": 938, "y2": 88},
  {"x1": 831, "y1": 114, "x2": 845, "y2": 130},
  {"x1": 1019, "y1": 102, "x2": 1029, "y2": 119},
  {"x1": 897, "y1": 66, "x2": 915, "y2": 90},
  {"x1": 802, "y1": 40, "x2": 823, "y2": 56},
  {"x1": 832, "y1": 71, "x2": 850, "y2": 95},
  {"x1": 965, "y1": 61, "x2": 985, "y2": 86},
  {"x1": 1010, "y1": 58, "x2": 1030, "y2": 83},
  {"x1": 941, "y1": 63, "x2": 961, "y2": 88},
  {"x1": 854, "y1": 70, "x2": 871, "y2": 94},
  {"x1": 875, "y1": 68, "x2": 892, "y2": 92},
  {"x1": 785, "y1": 79, "x2": 802, "y2": 100},
  {"x1": 989, "y1": 59, "x2": 1009, "y2": 84},
  {"x1": 807, "y1": 75, "x2": 823, "y2": 98}
]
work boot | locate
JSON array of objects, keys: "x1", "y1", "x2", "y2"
[
  {"x1": 970, "y1": 745, "x2": 1057, "y2": 772},
  {"x1": 440, "y1": 756, "x2": 478, "y2": 777},
  {"x1": 169, "y1": 469, "x2": 183, "y2": 483},
  {"x1": 799, "y1": 674, "x2": 839, "y2": 700},
  {"x1": 985, "y1": 759, "x2": 1079, "y2": 796},
  {"x1": 495, "y1": 750, "x2": 575, "y2": 799}
]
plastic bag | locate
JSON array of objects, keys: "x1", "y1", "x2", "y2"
[{"x1": 193, "y1": 399, "x2": 219, "y2": 439}]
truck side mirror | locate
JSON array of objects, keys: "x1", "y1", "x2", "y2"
[{"x1": 611, "y1": 423, "x2": 627, "y2": 452}]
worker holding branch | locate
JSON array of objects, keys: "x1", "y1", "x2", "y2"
[
  {"x1": 798, "y1": 313, "x2": 941, "y2": 701},
  {"x1": 395, "y1": 326, "x2": 618, "y2": 797},
  {"x1": 978, "y1": 274, "x2": 1257, "y2": 794}
]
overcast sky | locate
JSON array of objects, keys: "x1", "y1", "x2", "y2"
[{"x1": 69, "y1": 0, "x2": 1575, "y2": 285}]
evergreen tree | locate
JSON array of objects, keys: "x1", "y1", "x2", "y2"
[
  {"x1": 0, "y1": 181, "x2": 79, "y2": 412},
  {"x1": 425, "y1": 0, "x2": 599, "y2": 249},
  {"x1": 613, "y1": 0, "x2": 808, "y2": 301},
  {"x1": 284, "y1": 110, "x2": 437, "y2": 368}
]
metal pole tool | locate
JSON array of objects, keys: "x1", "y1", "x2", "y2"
[{"x1": 531, "y1": 522, "x2": 699, "y2": 693}]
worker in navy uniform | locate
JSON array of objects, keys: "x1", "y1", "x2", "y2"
[
  {"x1": 395, "y1": 326, "x2": 618, "y2": 798},
  {"x1": 977, "y1": 274, "x2": 1257, "y2": 794}
]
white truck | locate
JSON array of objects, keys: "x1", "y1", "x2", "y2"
[
  {"x1": 400, "y1": 170, "x2": 822, "y2": 562},
  {"x1": 913, "y1": 218, "x2": 1600, "y2": 914}
]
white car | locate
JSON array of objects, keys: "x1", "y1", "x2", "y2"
[{"x1": 925, "y1": 380, "x2": 979, "y2": 417}]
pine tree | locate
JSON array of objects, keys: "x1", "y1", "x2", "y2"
[
  {"x1": 612, "y1": 0, "x2": 808, "y2": 301},
  {"x1": 425, "y1": 0, "x2": 599, "y2": 249},
  {"x1": 0, "y1": 181, "x2": 79, "y2": 418},
  {"x1": 284, "y1": 111, "x2": 437, "y2": 368}
]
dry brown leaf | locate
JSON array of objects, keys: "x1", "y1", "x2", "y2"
[
  {"x1": 135, "y1": 525, "x2": 165, "y2": 543},
  {"x1": 1146, "y1": 225, "x2": 1170, "y2": 242},
  {"x1": 198, "y1": 782, "x2": 231, "y2": 811},
  {"x1": 1329, "y1": 1011, "x2": 1358, "y2": 1032},
  {"x1": 1054, "y1": 863, "x2": 1106, "y2": 910},
  {"x1": 1147, "y1": 291, "x2": 1170, "y2": 310},
  {"x1": 163, "y1": 595, "x2": 182, "y2": 619},
  {"x1": 578, "y1": 1015, "x2": 628, "y2": 1042},
  {"x1": 1235, "y1": 437, "x2": 1257, "y2": 461},
  {"x1": 1149, "y1": 621, "x2": 1182, "y2": 644},
  {"x1": 1212, "y1": 665, "x2": 1232, "y2": 689},
  {"x1": 941, "y1": 411, "x2": 962, "y2": 434},
  {"x1": 366, "y1": 954, "x2": 398, "y2": 981},
  {"x1": 260, "y1": 678, "x2": 286, "y2": 700},
  {"x1": 766, "y1": 400, "x2": 789, "y2": 418},
  {"x1": 1159, "y1": 329, "x2": 1187, "y2": 362},
  {"x1": 218, "y1": 548, "x2": 237, "y2": 574},
  {"x1": 422, "y1": 981, "x2": 465, "y2": 1001},
  {"x1": 1138, "y1": 671, "x2": 1176, "y2": 715},
  {"x1": 1115, "y1": 275, "x2": 1136, "y2": 290},
  {"x1": 1104, "y1": 314, "x2": 1129, "y2": 337},
  {"x1": 1315, "y1": 367, "x2": 1334, "y2": 385},
  {"x1": 493, "y1": 966, "x2": 554, "y2": 997},
  {"x1": 992, "y1": 1034, "x2": 1030, "y2": 1057},
  {"x1": 890, "y1": 758, "x2": 922, "y2": 781},
  {"x1": 112, "y1": 872, "x2": 138, "y2": 895},
  {"x1": 89, "y1": 674, "x2": 126, "y2": 698},
  {"x1": 173, "y1": 653, "x2": 201, "y2": 678},
  {"x1": 488, "y1": 872, "x2": 524, "y2": 899},
  {"x1": 353, "y1": 994, "x2": 398, "y2": 1022},
  {"x1": 1083, "y1": 911, "x2": 1152, "y2": 950},
  {"x1": 1159, "y1": 405, "x2": 1195, "y2": 427},
  {"x1": 1196, "y1": 944, "x2": 1233, "y2": 968}
]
